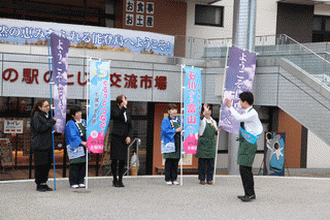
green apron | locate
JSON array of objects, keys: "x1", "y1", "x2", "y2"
[
  {"x1": 163, "y1": 119, "x2": 181, "y2": 159},
  {"x1": 237, "y1": 125, "x2": 258, "y2": 167},
  {"x1": 196, "y1": 121, "x2": 217, "y2": 159}
]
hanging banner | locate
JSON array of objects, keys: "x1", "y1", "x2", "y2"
[
  {"x1": 265, "y1": 132, "x2": 285, "y2": 175},
  {"x1": 218, "y1": 46, "x2": 257, "y2": 134},
  {"x1": 50, "y1": 33, "x2": 69, "y2": 133},
  {"x1": 87, "y1": 60, "x2": 111, "y2": 154},
  {"x1": 183, "y1": 66, "x2": 202, "y2": 154},
  {"x1": 0, "y1": 18, "x2": 174, "y2": 56}
]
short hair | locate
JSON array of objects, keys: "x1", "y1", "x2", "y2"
[
  {"x1": 116, "y1": 95, "x2": 127, "y2": 106},
  {"x1": 239, "y1": 92, "x2": 254, "y2": 105},
  {"x1": 201, "y1": 103, "x2": 212, "y2": 114},
  {"x1": 70, "y1": 105, "x2": 82, "y2": 118},
  {"x1": 167, "y1": 103, "x2": 178, "y2": 111}
]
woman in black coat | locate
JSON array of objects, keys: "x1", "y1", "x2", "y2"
[
  {"x1": 30, "y1": 98, "x2": 56, "y2": 192},
  {"x1": 110, "y1": 95, "x2": 132, "y2": 187}
]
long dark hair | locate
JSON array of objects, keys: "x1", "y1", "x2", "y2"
[{"x1": 31, "y1": 98, "x2": 48, "y2": 118}]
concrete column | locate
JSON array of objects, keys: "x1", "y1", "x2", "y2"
[{"x1": 228, "y1": 0, "x2": 257, "y2": 175}]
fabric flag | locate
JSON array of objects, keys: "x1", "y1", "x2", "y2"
[
  {"x1": 87, "y1": 60, "x2": 111, "y2": 154},
  {"x1": 183, "y1": 66, "x2": 202, "y2": 154},
  {"x1": 218, "y1": 46, "x2": 257, "y2": 134},
  {"x1": 50, "y1": 33, "x2": 69, "y2": 133}
]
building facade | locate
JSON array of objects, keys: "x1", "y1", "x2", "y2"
[{"x1": 1, "y1": 0, "x2": 330, "y2": 180}]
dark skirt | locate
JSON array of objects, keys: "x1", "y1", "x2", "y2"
[
  {"x1": 33, "y1": 149, "x2": 53, "y2": 166},
  {"x1": 110, "y1": 134, "x2": 128, "y2": 160}
]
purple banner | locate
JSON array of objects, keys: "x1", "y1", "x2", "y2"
[
  {"x1": 183, "y1": 66, "x2": 202, "y2": 154},
  {"x1": 50, "y1": 33, "x2": 69, "y2": 133},
  {"x1": 219, "y1": 46, "x2": 257, "y2": 134}
]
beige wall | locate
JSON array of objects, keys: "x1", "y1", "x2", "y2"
[
  {"x1": 315, "y1": 4, "x2": 330, "y2": 16},
  {"x1": 186, "y1": 0, "x2": 278, "y2": 39}
]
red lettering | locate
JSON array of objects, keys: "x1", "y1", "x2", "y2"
[
  {"x1": 44, "y1": 71, "x2": 53, "y2": 83},
  {"x1": 3, "y1": 68, "x2": 18, "y2": 82},
  {"x1": 78, "y1": 71, "x2": 87, "y2": 85}
]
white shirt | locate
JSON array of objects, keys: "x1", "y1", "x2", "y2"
[
  {"x1": 198, "y1": 117, "x2": 217, "y2": 136},
  {"x1": 229, "y1": 106, "x2": 263, "y2": 136}
]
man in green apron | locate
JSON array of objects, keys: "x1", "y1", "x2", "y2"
[{"x1": 225, "y1": 92, "x2": 263, "y2": 202}]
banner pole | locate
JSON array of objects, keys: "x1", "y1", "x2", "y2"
[
  {"x1": 180, "y1": 64, "x2": 185, "y2": 186},
  {"x1": 47, "y1": 34, "x2": 56, "y2": 190},
  {"x1": 85, "y1": 57, "x2": 92, "y2": 189},
  {"x1": 213, "y1": 44, "x2": 231, "y2": 184}
]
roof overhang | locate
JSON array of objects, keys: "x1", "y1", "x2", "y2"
[
  {"x1": 171, "y1": 0, "x2": 222, "y2": 5},
  {"x1": 278, "y1": 0, "x2": 330, "y2": 5}
]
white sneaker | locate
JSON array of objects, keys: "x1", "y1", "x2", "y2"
[
  {"x1": 71, "y1": 184, "x2": 79, "y2": 189},
  {"x1": 172, "y1": 181, "x2": 179, "y2": 185},
  {"x1": 165, "y1": 181, "x2": 172, "y2": 185},
  {"x1": 79, "y1": 184, "x2": 86, "y2": 188}
]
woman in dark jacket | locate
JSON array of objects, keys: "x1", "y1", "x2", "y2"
[
  {"x1": 30, "y1": 98, "x2": 56, "y2": 192},
  {"x1": 110, "y1": 95, "x2": 132, "y2": 187}
]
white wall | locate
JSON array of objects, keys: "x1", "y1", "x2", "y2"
[
  {"x1": 255, "y1": 0, "x2": 278, "y2": 36},
  {"x1": 315, "y1": 4, "x2": 330, "y2": 16},
  {"x1": 186, "y1": 0, "x2": 278, "y2": 39},
  {"x1": 186, "y1": 0, "x2": 234, "y2": 39},
  {"x1": 307, "y1": 131, "x2": 330, "y2": 168}
]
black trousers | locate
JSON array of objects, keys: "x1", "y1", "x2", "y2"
[
  {"x1": 198, "y1": 158, "x2": 215, "y2": 182},
  {"x1": 34, "y1": 164, "x2": 51, "y2": 185},
  {"x1": 111, "y1": 159, "x2": 125, "y2": 181},
  {"x1": 239, "y1": 165, "x2": 255, "y2": 196},
  {"x1": 69, "y1": 162, "x2": 86, "y2": 186},
  {"x1": 165, "y1": 158, "x2": 179, "y2": 182}
]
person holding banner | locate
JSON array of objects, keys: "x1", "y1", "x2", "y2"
[
  {"x1": 110, "y1": 95, "x2": 132, "y2": 187},
  {"x1": 65, "y1": 105, "x2": 88, "y2": 189},
  {"x1": 161, "y1": 104, "x2": 183, "y2": 185},
  {"x1": 224, "y1": 92, "x2": 263, "y2": 202},
  {"x1": 196, "y1": 104, "x2": 218, "y2": 185},
  {"x1": 30, "y1": 98, "x2": 56, "y2": 192}
]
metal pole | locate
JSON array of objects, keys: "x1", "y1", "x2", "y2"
[
  {"x1": 47, "y1": 34, "x2": 56, "y2": 190},
  {"x1": 213, "y1": 44, "x2": 231, "y2": 184},
  {"x1": 180, "y1": 64, "x2": 184, "y2": 186},
  {"x1": 85, "y1": 57, "x2": 91, "y2": 189}
]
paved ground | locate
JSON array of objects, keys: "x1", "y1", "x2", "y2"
[{"x1": 1, "y1": 175, "x2": 330, "y2": 220}]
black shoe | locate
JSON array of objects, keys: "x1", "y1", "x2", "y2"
[
  {"x1": 36, "y1": 184, "x2": 46, "y2": 192},
  {"x1": 43, "y1": 184, "x2": 53, "y2": 191},
  {"x1": 239, "y1": 195, "x2": 256, "y2": 202},
  {"x1": 118, "y1": 180, "x2": 125, "y2": 187},
  {"x1": 112, "y1": 180, "x2": 118, "y2": 187}
]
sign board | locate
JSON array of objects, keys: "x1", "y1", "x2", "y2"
[{"x1": 4, "y1": 120, "x2": 23, "y2": 133}]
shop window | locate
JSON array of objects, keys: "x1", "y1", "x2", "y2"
[
  {"x1": 313, "y1": 16, "x2": 322, "y2": 31},
  {"x1": 195, "y1": 4, "x2": 224, "y2": 27},
  {"x1": 325, "y1": 18, "x2": 330, "y2": 32},
  {"x1": 313, "y1": 15, "x2": 330, "y2": 42}
]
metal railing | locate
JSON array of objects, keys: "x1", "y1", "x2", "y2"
[
  {"x1": 124, "y1": 138, "x2": 141, "y2": 177},
  {"x1": 205, "y1": 34, "x2": 330, "y2": 88}
]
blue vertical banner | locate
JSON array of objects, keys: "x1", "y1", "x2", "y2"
[
  {"x1": 218, "y1": 46, "x2": 257, "y2": 134},
  {"x1": 86, "y1": 60, "x2": 111, "y2": 154},
  {"x1": 183, "y1": 66, "x2": 202, "y2": 154},
  {"x1": 50, "y1": 33, "x2": 69, "y2": 133}
]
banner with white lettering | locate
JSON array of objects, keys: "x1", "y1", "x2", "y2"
[
  {"x1": 183, "y1": 66, "x2": 202, "y2": 154},
  {"x1": 218, "y1": 46, "x2": 257, "y2": 134},
  {"x1": 50, "y1": 33, "x2": 69, "y2": 133},
  {"x1": 0, "y1": 18, "x2": 174, "y2": 56},
  {"x1": 86, "y1": 60, "x2": 111, "y2": 154}
]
